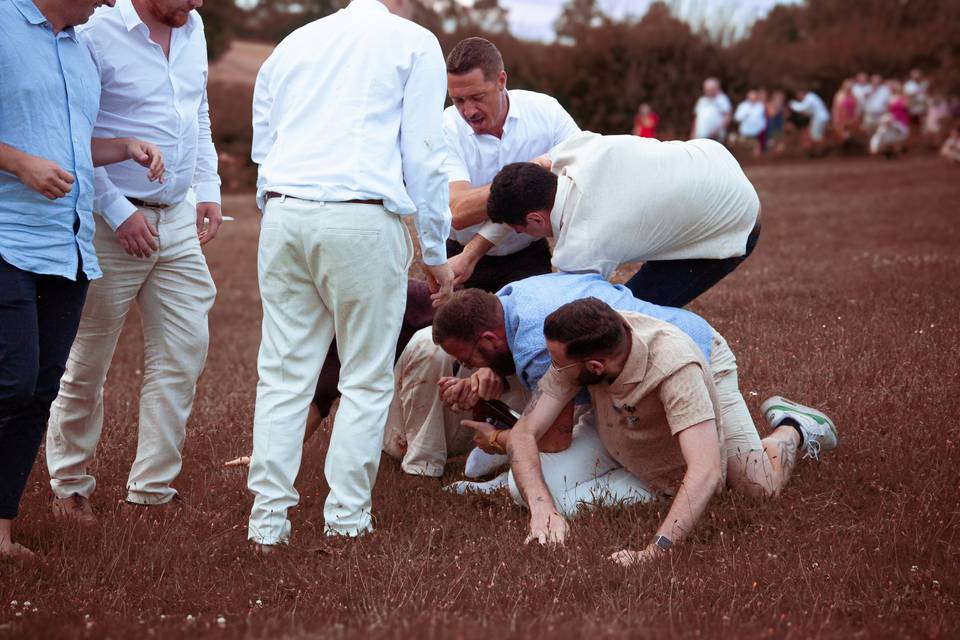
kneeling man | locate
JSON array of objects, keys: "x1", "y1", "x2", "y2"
[
  {"x1": 487, "y1": 131, "x2": 761, "y2": 307},
  {"x1": 506, "y1": 298, "x2": 838, "y2": 564}
]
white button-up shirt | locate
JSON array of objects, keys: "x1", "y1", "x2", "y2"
[
  {"x1": 789, "y1": 92, "x2": 830, "y2": 124},
  {"x1": 442, "y1": 89, "x2": 580, "y2": 256},
  {"x1": 251, "y1": 0, "x2": 451, "y2": 265},
  {"x1": 693, "y1": 92, "x2": 732, "y2": 140},
  {"x1": 78, "y1": 0, "x2": 220, "y2": 230},
  {"x1": 547, "y1": 132, "x2": 760, "y2": 279}
]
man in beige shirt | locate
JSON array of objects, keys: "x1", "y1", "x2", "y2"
[
  {"x1": 499, "y1": 298, "x2": 838, "y2": 565},
  {"x1": 486, "y1": 131, "x2": 761, "y2": 307}
]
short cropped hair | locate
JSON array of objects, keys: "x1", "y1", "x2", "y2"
[
  {"x1": 543, "y1": 298, "x2": 630, "y2": 360},
  {"x1": 446, "y1": 37, "x2": 504, "y2": 81},
  {"x1": 487, "y1": 162, "x2": 558, "y2": 226},
  {"x1": 432, "y1": 288, "x2": 502, "y2": 345}
]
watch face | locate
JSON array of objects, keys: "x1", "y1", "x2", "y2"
[{"x1": 655, "y1": 535, "x2": 672, "y2": 550}]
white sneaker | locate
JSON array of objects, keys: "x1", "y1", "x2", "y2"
[
  {"x1": 445, "y1": 471, "x2": 509, "y2": 495},
  {"x1": 463, "y1": 447, "x2": 508, "y2": 478},
  {"x1": 760, "y1": 396, "x2": 838, "y2": 461}
]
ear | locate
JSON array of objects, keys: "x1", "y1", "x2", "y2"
[
  {"x1": 497, "y1": 70, "x2": 507, "y2": 91},
  {"x1": 585, "y1": 359, "x2": 605, "y2": 375}
]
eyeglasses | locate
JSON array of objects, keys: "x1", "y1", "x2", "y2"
[
  {"x1": 549, "y1": 358, "x2": 584, "y2": 374},
  {"x1": 456, "y1": 335, "x2": 483, "y2": 369}
]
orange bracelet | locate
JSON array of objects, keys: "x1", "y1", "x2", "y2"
[{"x1": 489, "y1": 428, "x2": 507, "y2": 454}]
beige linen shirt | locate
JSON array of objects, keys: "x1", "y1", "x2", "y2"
[
  {"x1": 546, "y1": 131, "x2": 760, "y2": 279},
  {"x1": 539, "y1": 311, "x2": 726, "y2": 494}
]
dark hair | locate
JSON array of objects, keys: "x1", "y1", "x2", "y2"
[
  {"x1": 487, "y1": 162, "x2": 558, "y2": 226},
  {"x1": 446, "y1": 37, "x2": 504, "y2": 81},
  {"x1": 432, "y1": 289, "x2": 502, "y2": 345},
  {"x1": 543, "y1": 298, "x2": 629, "y2": 359}
]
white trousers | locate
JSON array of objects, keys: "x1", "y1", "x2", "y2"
[
  {"x1": 382, "y1": 327, "x2": 530, "y2": 477},
  {"x1": 506, "y1": 411, "x2": 655, "y2": 517},
  {"x1": 46, "y1": 199, "x2": 216, "y2": 505},
  {"x1": 247, "y1": 198, "x2": 411, "y2": 544}
]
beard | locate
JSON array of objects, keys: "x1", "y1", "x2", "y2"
[
  {"x1": 148, "y1": 0, "x2": 190, "y2": 27},
  {"x1": 576, "y1": 368, "x2": 605, "y2": 386},
  {"x1": 486, "y1": 350, "x2": 517, "y2": 377}
]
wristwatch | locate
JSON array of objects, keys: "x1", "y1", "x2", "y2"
[{"x1": 653, "y1": 535, "x2": 673, "y2": 551}]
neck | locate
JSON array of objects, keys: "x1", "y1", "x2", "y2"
[
  {"x1": 33, "y1": 0, "x2": 69, "y2": 32},
  {"x1": 491, "y1": 91, "x2": 510, "y2": 138}
]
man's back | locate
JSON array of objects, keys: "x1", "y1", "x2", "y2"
[
  {"x1": 547, "y1": 132, "x2": 759, "y2": 277},
  {"x1": 252, "y1": 0, "x2": 447, "y2": 230}
]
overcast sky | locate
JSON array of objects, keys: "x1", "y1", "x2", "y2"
[{"x1": 478, "y1": 0, "x2": 799, "y2": 41}]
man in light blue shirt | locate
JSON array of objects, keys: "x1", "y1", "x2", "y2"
[{"x1": 0, "y1": 0, "x2": 162, "y2": 558}]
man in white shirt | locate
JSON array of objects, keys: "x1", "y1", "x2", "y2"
[
  {"x1": 863, "y1": 74, "x2": 891, "y2": 133},
  {"x1": 248, "y1": 0, "x2": 454, "y2": 547},
  {"x1": 46, "y1": 0, "x2": 221, "y2": 523},
  {"x1": 442, "y1": 37, "x2": 581, "y2": 292},
  {"x1": 903, "y1": 68, "x2": 928, "y2": 121},
  {"x1": 487, "y1": 132, "x2": 761, "y2": 308},
  {"x1": 789, "y1": 89, "x2": 831, "y2": 155},
  {"x1": 851, "y1": 71, "x2": 871, "y2": 116},
  {"x1": 690, "y1": 77, "x2": 732, "y2": 142},
  {"x1": 734, "y1": 90, "x2": 766, "y2": 157}
]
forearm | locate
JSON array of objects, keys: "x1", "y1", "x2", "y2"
[
  {"x1": 653, "y1": 465, "x2": 721, "y2": 544},
  {"x1": 0, "y1": 143, "x2": 28, "y2": 175},
  {"x1": 450, "y1": 183, "x2": 492, "y2": 230},
  {"x1": 507, "y1": 428, "x2": 557, "y2": 516},
  {"x1": 458, "y1": 234, "x2": 494, "y2": 262},
  {"x1": 90, "y1": 137, "x2": 131, "y2": 167}
]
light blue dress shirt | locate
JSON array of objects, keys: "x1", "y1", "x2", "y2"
[
  {"x1": 497, "y1": 272, "x2": 715, "y2": 390},
  {"x1": 0, "y1": 0, "x2": 101, "y2": 280}
]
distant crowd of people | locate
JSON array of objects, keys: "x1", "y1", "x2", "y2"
[{"x1": 633, "y1": 72, "x2": 960, "y2": 164}]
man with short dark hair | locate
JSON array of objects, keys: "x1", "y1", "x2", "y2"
[
  {"x1": 506, "y1": 297, "x2": 837, "y2": 564},
  {"x1": 248, "y1": 0, "x2": 454, "y2": 547},
  {"x1": 488, "y1": 131, "x2": 761, "y2": 307},
  {"x1": 441, "y1": 37, "x2": 580, "y2": 292},
  {"x1": 381, "y1": 271, "x2": 713, "y2": 497}
]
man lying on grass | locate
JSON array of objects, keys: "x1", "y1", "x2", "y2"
[{"x1": 493, "y1": 297, "x2": 838, "y2": 565}]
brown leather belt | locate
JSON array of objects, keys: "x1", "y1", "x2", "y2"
[
  {"x1": 264, "y1": 191, "x2": 382, "y2": 206},
  {"x1": 128, "y1": 197, "x2": 171, "y2": 209}
]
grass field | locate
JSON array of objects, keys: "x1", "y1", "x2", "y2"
[{"x1": 1, "y1": 154, "x2": 958, "y2": 639}]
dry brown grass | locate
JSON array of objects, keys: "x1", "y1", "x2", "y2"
[{"x1": 1, "y1": 155, "x2": 958, "y2": 639}]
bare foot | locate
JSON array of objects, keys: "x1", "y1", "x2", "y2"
[
  {"x1": 224, "y1": 455, "x2": 251, "y2": 467},
  {"x1": 0, "y1": 540, "x2": 36, "y2": 560}
]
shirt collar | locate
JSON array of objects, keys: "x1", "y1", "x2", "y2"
[
  {"x1": 347, "y1": 0, "x2": 389, "y2": 14},
  {"x1": 609, "y1": 324, "x2": 649, "y2": 389},
  {"x1": 14, "y1": 0, "x2": 78, "y2": 39},
  {"x1": 119, "y1": 0, "x2": 144, "y2": 31},
  {"x1": 549, "y1": 174, "x2": 571, "y2": 238}
]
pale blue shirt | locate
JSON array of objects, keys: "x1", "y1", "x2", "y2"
[
  {"x1": 497, "y1": 272, "x2": 714, "y2": 390},
  {"x1": 0, "y1": 0, "x2": 101, "y2": 280}
]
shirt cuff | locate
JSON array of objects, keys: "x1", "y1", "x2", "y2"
[
  {"x1": 99, "y1": 197, "x2": 138, "y2": 231},
  {"x1": 193, "y1": 181, "x2": 222, "y2": 205},
  {"x1": 420, "y1": 241, "x2": 448, "y2": 266}
]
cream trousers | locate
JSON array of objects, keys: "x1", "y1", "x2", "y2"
[
  {"x1": 46, "y1": 198, "x2": 216, "y2": 505},
  {"x1": 382, "y1": 327, "x2": 530, "y2": 477},
  {"x1": 247, "y1": 198, "x2": 411, "y2": 544}
]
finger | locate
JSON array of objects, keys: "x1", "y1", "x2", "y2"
[
  {"x1": 430, "y1": 292, "x2": 445, "y2": 308},
  {"x1": 142, "y1": 228, "x2": 159, "y2": 251},
  {"x1": 147, "y1": 220, "x2": 160, "y2": 237},
  {"x1": 135, "y1": 234, "x2": 154, "y2": 258},
  {"x1": 196, "y1": 211, "x2": 205, "y2": 235},
  {"x1": 54, "y1": 167, "x2": 75, "y2": 184},
  {"x1": 203, "y1": 218, "x2": 221, "y2": 245}
]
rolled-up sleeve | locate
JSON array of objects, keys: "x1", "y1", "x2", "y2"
[{"x1": 399, "y1": 34, "x2": 451, "y2": 266}]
